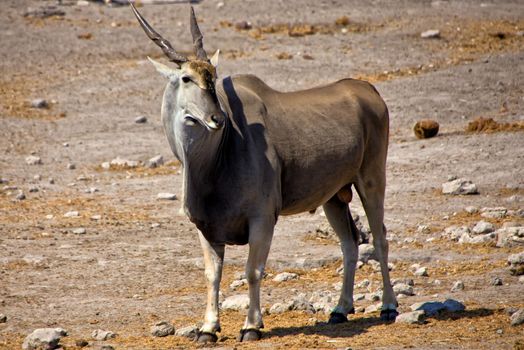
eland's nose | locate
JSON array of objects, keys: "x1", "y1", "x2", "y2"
[{"x1": 206, "y1": 114, "x2": 224, "y2": 129}]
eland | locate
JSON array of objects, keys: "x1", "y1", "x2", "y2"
[{"x1": 130, "y1": 3, "x2": 398, "y2": 342}]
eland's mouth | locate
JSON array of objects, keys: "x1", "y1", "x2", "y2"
[{"x1": 184, "y1": 114, "x2": 223, "y2": 130}]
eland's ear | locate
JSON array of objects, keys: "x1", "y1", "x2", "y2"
[
  {"x1": 147, "y1": 57, "x2": 180, "y2": 79},
  {"x1": 210, "y1": 49, "x2": 220, "y2": 68}
]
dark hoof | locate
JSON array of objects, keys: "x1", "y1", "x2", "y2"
[
  {"x1": 237, "y1": 328, "x2": 262, "y2": 342},
  {"x1": 195, "y1": 331, "x2": 218, "y2": 343},
  {"x1": 380, "y1": 309, "x2": 399, "y2": 322},
  {"x1": 328, "y1": 312, "x2": 348, "y2": 324}
]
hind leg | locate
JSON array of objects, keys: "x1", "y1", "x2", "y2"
[
  {"x1": 323, "y1": 194, "x2": 359, "y2": 323},
  {"x1": 356, "y1": 177, "x2": 398, "y2": 321}
]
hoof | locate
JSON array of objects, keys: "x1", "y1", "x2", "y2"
[
  {"x1": 328, "y1": 312, "x2": 348, "y2": 324},
  {"x1": 237, "y1": 328, "x2": 262, "y2": 342},
  {"x1": 380, "y1": 309, "x2": 399, "y2": 322},
  {"x1": 195, "y1": 331, "x2": 218, "y2": 343}
]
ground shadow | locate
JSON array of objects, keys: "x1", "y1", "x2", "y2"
[{"x1": 265, "y1": 308, "x2": 495, "y2": 340}]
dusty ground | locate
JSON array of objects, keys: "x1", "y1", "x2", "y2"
[{"x1": 1, "y1": 0, "x2": 524, "y2": 349}]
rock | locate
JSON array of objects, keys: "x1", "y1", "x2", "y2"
[
  {"x1": 0, "y1": 314, "x2": 6, "y2": 323},
  {"x1": 365, "y1": 292, "x2": 381, "y2": 302},
  {"x1": 395, "y1": 310, "x2": 425, "y2": 324},
  {"x1": 333, "y1": 281, "x2": 343, "y2": 291},
  {"x1": 150, "y1": 321, "x2": 175, "y2": 337},
  {"x1": 269, "y1": 301, "x2": 293, "y2": 314},
  {"x1": 465, "y1": 206, "x2": 479, "y2": 214},
  {"x1": 413, "y1": 119, "x2": 439, "y2": 139},
  {"x1": 443, "y1": 225, "x2": 470, "y2": 241},
  {"x1": 147, "y1": 155, "x2": 164, "y2": 168},
  {"x1": 442, "y1": 178, "x2": 478, "y2": 195},
  {"x1": 100, "y1": 346, "x2": 114, "y2": 350},
  {"x1": 91, "y1": 329, "x2": 116, "y2": 341},
  {"x1": 496, "y1": 227, "x2": 524, "y2": 248},
  {"x1": 490, "y1": 277, "x2": 503, "y2": 286},
  {"x1": 221, "y1": 294, "x2": 249, "y2": 310},
  {"x1": 392, "y1": 278, "x2": 414, "y2": 286},
  {"x1": 410, "y1": 301, "x2": 446, "y2": 316},
  {"x1": 459, "y1": 232, "x2": 496, "y2": 244},
  {"x1": 510, "y1": 308, "x2": 524, "y2": 326},
  {"x1": 443, "y1": 299, "x2": 466, "y2": 312},
  {"x1": 91, "y1": 215, "x2": 102, "y2": 221},
  {"x1": 290, "y1": 294, "x2": 315, "y2": 313},
  {"x1": 358, "y1": 244, "x2": 376, "y2": 263},
  {"x1": 29, "y1": 186, "x2": 39, "y2": 193},
  {"x1": 157, "y1": 192, "x2": 177, "y2": 200},
  {"x1": 451, "y1": 280, "x2": 465, "y2": 292},
  {"x1": 16, "y1": 191, "x2": 26, "y2": 200},
  {"x1": 393, "y1": 283, "x2": 415, "y2": 296},
  {"x1": 356, "y1": 279, "x2": 370, "y2": 289},
  {"x1": 414, "y1": 266, "x2": 429, "y2": 277},
  {"x1": 364, "y1": 303, "x2": 382, "y2": 314},
  {"x1": 135, "y1": 115, "x2": 147, "y2": 123},
  {"x1": 24, "y1": 7, "x2": 64, "y2": 19},
  {"x1": 66, "y1": 163, "x2": 76, "y2": 170},
  {"x1": 472, "y1": 221, "x2": 495, "y2": 234},
  {"x1": 354, "y1": 293, "x2": 365, "y2": 301},
  {"x1": 230, "y1": 279, "x2": 246, "y2": 289},
  {"x1": 101, "y1": 162, "x2": 111, "y2": 170},
  {"x1": 480, "y1": 207, "x2": 507, "y2": 219},
  {"x1": 273, "y1": 272, "x2": 299, "y2": 282},
  {"x1": 30, "y1": 98, "x2": 49, "y2": 108},
  {"x1": 235, "y1": 21, "x2": 252, "y2": 30},
  {"x1": 175, "y1": 325, "x2": 198, "y2": 339},
  {"x1": 421, "y1": 29, "x2": 440, "y2": 39},
  {"x1": 26, "y1": 156, "x2": 42, "y2": 165},
  {"x1": 508, "y1": 252, "x2": 524, "y2": 275},
  {"x1": 64, "y1": 211, "x2": 79, "y2": 218},
  {"x1": 22, "y1": 328, "x2": 68, "y2": 350},
  {"x1": 72, "y1": 227, "x2": 86, "y2": 234},
  {"x1": 110, "y1": 157, "x2": 138, "y2": 168},
  {"x1": 417, "y1": 224, "x2": 431, "y2": 234}
]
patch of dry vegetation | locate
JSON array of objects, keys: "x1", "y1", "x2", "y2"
[{"x1": 466, "y1": 117, "x2": 524, "y2": 133}]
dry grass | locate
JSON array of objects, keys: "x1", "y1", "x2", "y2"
[{"x1": 466, "y1": 117, "x2": 524, "y2": 133}]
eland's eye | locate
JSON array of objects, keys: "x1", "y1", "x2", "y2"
[{"x1": 181, "y1": 76, "x2": 191, "y2": 83}]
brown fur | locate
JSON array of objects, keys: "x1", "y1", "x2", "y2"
[{"x1": 187, "y1": 60, "x2": 216, "y2": 91}]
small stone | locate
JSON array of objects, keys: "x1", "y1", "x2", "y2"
[
  {"x1": 472, "y1": 221, "x2": 495, "y2": 234},
  {"x1": 354, "y1": 293, "x2": 365, "y2": 301},
  {"x1": 64, "y1": 211, "x2": 79, "y2": 218},
  {"x1": 393, "y1": 283, "x2": 415, "y2": 296},
  {"x1": 135, "y1": 115, "x2": 147, "y2": 123},
  {"x1": 100, "y1": 346, "x2": 114, "y2": 350},
  {"x1": 110, "y1": 157, "x2": 138, "y2": 168},
  {"x1": 443, "y1": 225, "x2": 471, "y2": 241},
  {"x1": 451, "y1": 280, "x2": 465, "y2": 292},
  {"x1": 150, "y1": 223, "x2": 160, "y2": 228},
  {"x1": 91, "y1": 329, "x2": 116, "y2": 341},
  {"x1": 16, "y1": 191, "x2": 26, "y2": 200},
  {"x1": 333, "y1": 281, "x2": 343, "y2": 291},
  {"x1": 490, "y1": 277, "x2": 503, "y2": 286},
  {"x1": 510, "y1": 308, "x2": 524, "y2": 326},
  {"x1": 410, "y1": 301, "x2": 446, "y2": 316},
  {"x1": 150, "y1": 321, "x2": 175, "y2": 337},
  {"x1": 0, "y1": 314, "x2": 6, "y2": 323},
  {"x1": 508, "y1": 251, "x2": 524, "y2": 275},
  {"x1": 480, "y1": 207, "x2": 507, "y2": 219},
  {"x1": 157, "y1": 193, "x2": 177, "y2": 200},
  {"x1": 395, "y1": 310, "x2": 425, "y2": 324},
  {"x1": 465, "y1": 206, "x2": 479, "y2": 214},
  {"x1": 413, "y1": 119, "x2": 439, "y2": 139},
  {"x1": 442, "y1": 178, "x2": 478, "y2": 195},
  {"x1": 67, "y1": 163, "x2": 76, "y2": 170},
  {"x1": 365, "y1": 292, "x2": 381, "y2": 302},
  {"x1": 519, "y1": 276, "x2": 524, "y2": 283},
  {"x1": 72, "y1": 228, "x2": 86, "y2": 235},
  {"x1": 273, "y1": 272, "x2": 299, "y2": 282},
  {"x1": 216, "y1": 1, "x2": 224, "y2": 9},
  {"x1": 230, "y1": 279, "x2": 246, "y2": 289},
  {"x1": 235, "y1": 21, "x2": 252, "y2": 30},
  {"x1": 147, "y1": 155, "x2": 164, "y2": 168},
  {"x1": 414, "y1": 267, "x2": 429, "y2": 277},
  {"x1": 101, "y1": 162, "x2": 110, "y2": 170},
  {"x1": 25, "y1": 156, "x2": 42, "y2": 165},
  {"x1": 421, "y1": 29, "x2": 441, "y2": 39},
  {"x1": 417, "y1": 224, "x2": 431, "y2": 234},
  {"x1": 29, "y1": 187, "x2": 38, "y2": 193},
  {"x1": 33, "y1": 175, "x2": 41, "y2": 181},
  {"x1": 356, "y1": 279, "x2": 370, "y2": 289},
  {"x1": 22, "y1": 328, "x2": 68, "y2": 350},
  {"x1": 221, "y1": 294, "x2": 249, "y2": 310},
  {"x1": 392, "y1": 278, "x2": 414, "y2": 286},
  {"x1": 175, "y1": 325, "x2": 198, "y2": 339},
  {"x1": 91, "y1": 215, "x2": 101, "y2": 221},
  {"x1": 31, "y1": 98, "x2": 48, "y2": 109},
  {"x1": 364, "y1": 303, "x2": 381, "y2": 314},
  {"x1": 49, "y1": 178, "x2": 55, "y2": 184},
  {"x1": 269, "y1": 302, "x2": 293, "y2": 314},
  {"x1": 358, "y1": 243, "x2": 376, "y2": 263},
  {"x1": 75, "y1": 339, "x2": 88, "y2": 348}
]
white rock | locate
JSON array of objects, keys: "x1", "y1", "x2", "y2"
[
  {"x1": 510, "y1": 308, "x2": 524, "y2": 326},
  {"x1": 508, "y1": 251, "x2": 524, "y2": 275},
  {"x1": 395, "y1": 310, "x2": 425, "y2": 324},
  {"x1": 472, "y1": 221, "x2": 495, "y2": 234},
  {"x1": 0, "y1": 314, "x2": 6, "y2": 323},
  {"x1": 64, "y1": 211, "x2": 79, "y2": 218},
  {"x1": 230, "y1": 279, "x2": 246, "y2": 289},
  {"x1": 460, "y1": 232, "x2": 496, "y2": 244},
  {"x1": 358, "y1": 243, "x2": 376, "y2": 263},
  {"x1": 91, "y1": 215, "x2": 102, "y2": 221},
  {"x1": 134, "y1": 115, "x2": 147, "y2": 123},
  {"x1": 442, "y1": 179, "x2": 478, "y2": 195},
  {"x1": 480, "y1": 207, "x2": 507, "y2": 219},
  {"x1": 273, "y1": 272, "x2": 298, "y2": 282},
  {"x1": 443, "y1": 225, "x2": 471, "y2": 241},
  {"x1": 417, "y1": 225, "x2": 431, "y2": 234},
  {"x1": 393, "y1": 283, "x2": 415, "y2": 296},
  {"x1": 101, "y1": 162, "x2": 111, "y2": 170},
  {"x1": 333, "y1": 281, "x2": 343, "y2": 291},
  {"x1": 221, "y1": 294, "x2": 249, "y2": 310},
  {"x1": 72, "y1": 228, "x2": 86, "y2": 235},
  {"x1": 150, "y1": 321, "x2": 175, "y2": 337},
  {"x1": 414, "y1": 267, "x2": 429, "y2": 277},
  {"x1": 110, "y1": 157, "x2": 138, "y2": 168},
  {"x1": 451, "y1": 280, "x2": 464, "y2": 292},
  {"x1": 91, "y1": 329, "x2": 116, "y2": 341},
  {"x1": 364, "y1": 303, "x2": 382, "y2": 314},
  {"x1": 25, "y1": 156, "x2": 42, "y2": 165},
  {"x1": 31, "y1": 98, "x2": 48, "y2": 108},
  {"x1": 269, "y1": 302, "x2": 293, "y2": 314},
  {"x1": 23, "y1": 328, "x2": 67, "y2": 350},
  {"x1": 356, "y1": 279, "x2": 370, "y2": 289},
  {"x1": 465, "y1": 206, "x2": 479, "y2": 214},
  {"x1": 421, "y1": 29, "x2": 440, "y2": 39},
  {"x1": 16, "y1": 192, "x2": 26, "y2": 200},
  {"x1": 147, "y1": 155, "x2": 164, "y2": 168},
  {"x1": 157, "y1": 193, "x2": 177, "y2": 200},
  {"x1": 175, "y1": 325, "x2": 198, "y2": 338}
]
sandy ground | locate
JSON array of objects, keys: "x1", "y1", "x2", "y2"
[{"x1": 1, "y1": 0, "x2": 524, "y2": 349}]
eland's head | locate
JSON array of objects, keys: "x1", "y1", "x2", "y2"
[{"x1": 130, "y1": 3, "x2": 225, "y2": 160}]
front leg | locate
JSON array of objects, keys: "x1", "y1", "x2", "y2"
[
  {"x1": 239, "y1": 216, "x2": 275, "y2": 342},
  {"x1": 197, "y1": 231, "x2": 225, "y2": 343}
]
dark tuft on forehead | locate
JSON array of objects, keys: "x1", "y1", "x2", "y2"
[{"x1": 187, "y1": 60, "x2": 216, "y2": 91}]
